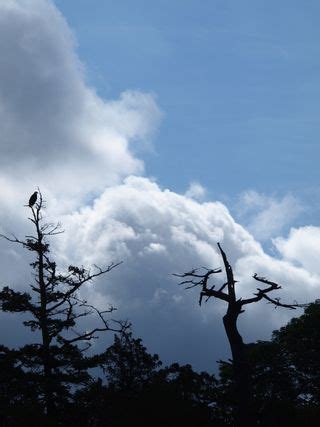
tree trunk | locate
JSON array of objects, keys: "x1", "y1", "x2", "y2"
[
  {"x1": 223, "y1": 303, "x2": 253, "y2": 427},
  {"x1": 36, "y1": 226, "x2": 55, "y2": 418}
]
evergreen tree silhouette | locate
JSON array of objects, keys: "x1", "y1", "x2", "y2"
[{"x1": 0, "y1": 191, "x2": 126, "y2": 423}]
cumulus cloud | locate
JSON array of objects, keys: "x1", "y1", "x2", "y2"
[
  {"x1": 0, "y1": 0, "x2": 161, "y2": 212},
  {"x1": 0, "y1": 0, "x2": 319, "y2": 372},
  {"x1": 274, "y1": 226, "x2": 320, "y2": 275},
  {"x1": 54, "y1": 177, "x2": 320, "y2": 369},
  {"x1": 236, "y1": 190, "x2": 303, "y2": 241},
  {"x1": 185, "y1": 181, "x2": 206, "y2": 200}
]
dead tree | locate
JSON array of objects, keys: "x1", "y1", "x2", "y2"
[
  {"x1": 0, "y1": 190, "x2": 128, "y2": 419},
  {"x1": 174, "y1": 243, "x2": 304, "y2": 427}
]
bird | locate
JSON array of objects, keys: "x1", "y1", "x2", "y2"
[{"x1": 28, "y1": 191, "x2": 38, "y2": 207}]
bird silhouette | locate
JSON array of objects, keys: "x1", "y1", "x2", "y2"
[{"x1": 28, "y1": 191, "x2": 38, "y2": 207}]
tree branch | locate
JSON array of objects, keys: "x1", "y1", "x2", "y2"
[
  {"x1": 174, "y1": 267, "x2": 229, "y2": 305},
  {"x1": 241, "y1": 274, "x2": 301, "y2": 309}
]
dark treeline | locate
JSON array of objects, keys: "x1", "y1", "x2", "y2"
[
  {"x1": 1, "y1": 304, "x2": 320, "y2": 426},
  {"x1": 0, "y1": 192, "x2": 320, "y2": 426}
]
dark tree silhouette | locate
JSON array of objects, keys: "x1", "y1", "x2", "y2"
[
  {"x1": 101, "y1": 328, "x2": 162, "y2": 392},
  {"x1": 218, "y1": 300, "x2": 320, "y2": 426},
  {"x1": 272, "y1": 299, "x2": 320, "y2": 405},
  {"x1": 69, "y1": 331, "x2": 220, "y2": 427},
  {"x1": 0, "y1": 191, "x2": 126, "y2": 422},
  {"x1": 175, "y1": 243, "x2": 304, "y2": 427},
  {"x1": 67, "y1": 330, "x2": 163, "y2": 426},
  {"x1": 0, "y1": 345, "x2": 44, "y2": 425}
]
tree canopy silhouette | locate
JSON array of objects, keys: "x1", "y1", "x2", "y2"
[
  {"x1": 218, "y1": 300, "x2": 320, "y2": 426},
  {"x1": 0, "y1": 190, "x2": 126, "y2": 423},
  {"x1": 68, "y1": 330, "x2": 221, "y2": 427}
]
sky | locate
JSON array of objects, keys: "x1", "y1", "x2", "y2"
[{"x1": 0, "y1": 0, "x2": 320, "y2": 373}]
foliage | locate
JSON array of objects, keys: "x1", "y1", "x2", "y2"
[
  {"x1": 218, "y1": 301, "x2": 320, "y2": 426},
  {"x1": 101, "y1": 329, "x2": 162, "y2": 392},
  {"x1": 68, "y1": 331, "x2": 221, "y2": 427},
  {"x1": 272, "y1": 299, "x2": 320, "y2": 404},
  {"x1": 0, "y1": 191, "x2": 124, "y2": 423}
]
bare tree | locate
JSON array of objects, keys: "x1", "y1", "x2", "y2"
[
  {"x1": 175, "y1": 243, "x2": 305, "y2": 427},
  {"x1": 0, "y1": 191, "x2": 127, "y2": 419}
]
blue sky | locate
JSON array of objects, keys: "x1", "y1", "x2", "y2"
[
  {"x1": 1, "y1": 0, "x2": 320, "y2": 372},
  {"x1": 55, "y1": 0, "x2": 320, "y2": 218}
]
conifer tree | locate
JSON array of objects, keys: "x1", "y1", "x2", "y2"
[
  {"x1": 0, "y1": 191, "x2": 126, "y2": 421},
  {"x1": 102, "y1": 329, "x2": 162, "y2": 392}
]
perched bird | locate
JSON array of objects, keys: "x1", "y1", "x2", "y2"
[{"x1": 28, "y1": 191, "x2": 38, "y2": 207}]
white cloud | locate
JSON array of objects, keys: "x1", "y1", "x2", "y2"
[
  {"x1": 54, "y1": 177, "x2": 320, "y2": 368},
  {"x1": 185, "y1": 182, "x2": 206, "y2": 200},
  {"x1": 0, "y1": 0, "x2": 161, "y2": 213},
  {"x1": 274, "y1": 226, "x2": 320, "y2": 275},
  {"x1": 236, "y1": 190, "x2": 303, "y2": 241}
]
